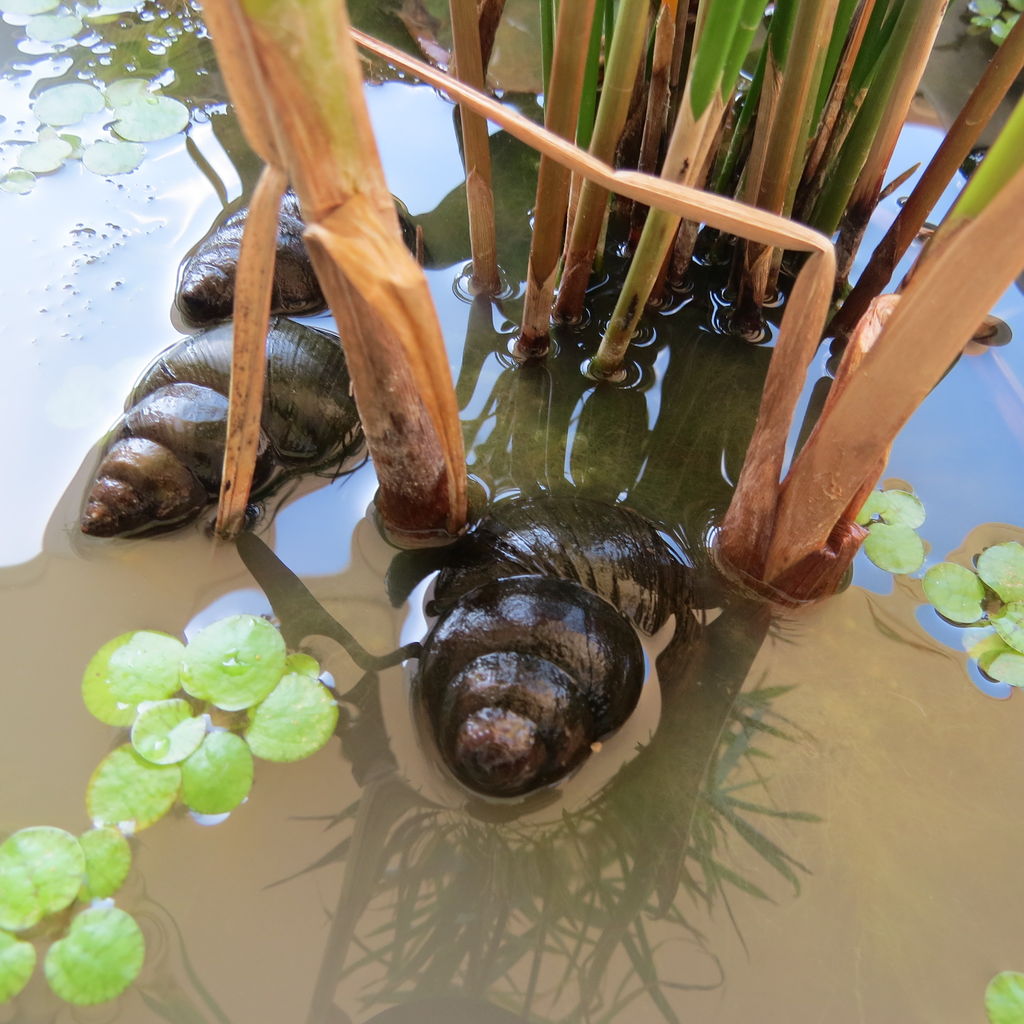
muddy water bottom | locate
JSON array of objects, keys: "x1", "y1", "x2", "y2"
[{"x1": 2, "y1": 10, "x2": 1024, "y2": 1023}]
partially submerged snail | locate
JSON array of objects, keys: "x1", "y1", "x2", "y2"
[
  {"x1": 414, "y1": 497, "x2": 696, "y2": 798},
  {"x1": 80, "y1": 317, "x2": 363, "y2": 538},
  {"x1": 176, "y1": 189, "x2": 419, "y2": 326}
]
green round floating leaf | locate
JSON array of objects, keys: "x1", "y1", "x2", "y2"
[
  {"x1": 18, "y1": 134, "x2": 72, "y2": 173},
  {"x1": 77, "y1": 828, "x2": 131, "y2": 901},
  {"x1": 0, "y1": 0, "x2": 58, "y2": 12},
  {"x1": 103, "y1": 78, "x2": 150, "y2": 106},
  {"x1": 86, "y1": 745, "x2": 181, "y2": 832},
  {"x1": 44, "y1": 905, "x2": 143, "y2": 1005},
  {"x1": 988, "y1": 651, "x2": 1024, "y2": 687},
  {"x1": 181, "y1": 731, "x2": 253, "y2": 815},
  {"x1": 993, "y1": 602, "x2": 1024, "y2": 655},
  {"x1": 181, "y1": 615, "x2": 286, "y2": 711},
  {"x1": 33, "y1": 83, "x2": 104, "y2": 127},
  {"x1": 0, "y1": 170, "x2": 36, "y2": 194},
  {"x1": 111, "y1": 94, "x2": 189, "y2": 143},
  {"x1": 863, "y1": 522, "x2": 925, "y2": 575},
  {"x1": 977, "y1": 542, "x2": 1024, "y2": 603},
  {"x1": 131, "y1": 700, "x2": 206, "y2": 765},
  {"x1": 922, "y1": 562, "x2": 985, "y2": 623},
  {"x1": 285, "y1": 653, "x2": 321, "y2": 679},
  {"x1": 0, "y1": 827, "x2": 85, "y2": 932},
  {"x1": 0, "y1": 930, "x2": 36, "y2": 1003},
  {"x1": 82, "y1": 631, "x2": 184, "y2": 725},
  {"x1": 856, "y1": 489, "x2": 926, "y2": 528},
  {"x1": 82, "y1": 139, "x2": 144, "y2": 175},
  {"x1": 968, "y1": 631, "x2": 1016, "y2": 673},
  {"x1": 245, "y1": 672, "x2": 339, "y2": 763},
  {"x1": 986, "y1": 971, "x2": 1024, "y2": 1024},
  {"x1": 25, "y1": 11, "x2": 83, "y2": 41}
]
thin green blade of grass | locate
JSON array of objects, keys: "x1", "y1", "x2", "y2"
[{"x1": 830, "y1": 12, "x2": 1024, "y2": 337}]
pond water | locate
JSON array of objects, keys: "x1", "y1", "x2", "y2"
[{"x1": 2, "y1": 3, "x2": 1024, "y2": 1023}]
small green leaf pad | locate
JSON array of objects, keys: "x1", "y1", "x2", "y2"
[
  {"x1": 44, "y1": 905, "x2": 144, "y2": 1005},
  {"x1": 82, "y1": 140, "x2": 145, "y2": 175},
  {"x1": 18, "y1": 135, "x2": 73, "y2": 173},
  {"x1": 863, "y1": 523, "x2": 925, "y2": 575},
  {"x1": 856, "y1": 489, "x2": 926, "y2": 528},
  {"x1": 87, "y1": 745, "x2": 181, "y2": 832},
  {"x1": 992, "y1": 603, "x2": 1024, "y2": 655},
  {"x1": 986, "y1": 971, "x2": 1024, "y2": 1024},
  {"x1": 131, "y1": 699, "x2": 206, "y2": 765},
  {"x1": 181, "y1": 615, "x2": 286, "y2": 710},
  {"x1": 0, "y1": 0, "x2": 58, "y2": 12},
  {"x1": 0, "y1": 930, "x2": 36, "y2": 1002},
  {"x1": 245, "y1": 672, "x2": 339, "y2": 763},
  {"x1": 78, "y1": 828, "x2": 131, "y2": 901},
  {"x1": 977, "y1": 542, "x2": 1024, "y2": 603},
  {"x1": 0, "y1": 827, "x2": 85, "y2": 931},
  {"x1": 181, "y1": 731, "x2": 253, "y2": 815},
  {"x1": 111, "y1": 94, "x2": 189, "y2": 142},
  {"x1": 82, "y1": 631, "x2": 184, "y2": 725},
  {"x1": 987, "y1": 652, "x2": 1024, "y2": 686},
  {"x1": 25, "y1": 11, "x2": 82, "y2": 41},
  {"x1": 285, "y1": 653, "x2": 321, "y2": 679},
  {"x1": 32, "y1": 83, "x2": 104, "y2": 127},
  {"x1": 922, "y1": 562, "x2": 985, "y2": 623}
]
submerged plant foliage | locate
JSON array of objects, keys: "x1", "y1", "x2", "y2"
[{"x1": 0, "y1": 614, "x2": 338, "y2": 1009}]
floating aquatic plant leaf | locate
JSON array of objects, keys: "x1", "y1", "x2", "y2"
[
  {"x1": 131, "y1": 699, "x2": 206, "y2": 765},
  {"x1": 0, "y1": 0, "x2": 57, "y2": 12},
  {"x1": 0, "y1": 827, "x2": 85, "y2": 931},
  {"x1": 988, "y1": 651, "x2": 1024, "y2": 686},
  {"x1": 971, "y1": 0, "x2": 1003, "y2": 14},
  {"x1": 180, "y1": 614, "x2": 286, "y2": 711},
  {"x1": 77, "y1": 827, "x2": 131, "y2": 900},
  {"x1": 82, "y1": 631, "x2": 184, "y2": 725},
  {"x1": 0, "y1": 930, "x2": 35, "y2": 1002},
  {"x1": 0, "y1": 170, "x2": 36, "y2": 194},
  {"x1": 180, "y1": 731, "x2": 253, "y2": 814},
  {"x1": 111, "y1": 94, "x2": 189, "y2": 143},
  {"x1": 863, "y1": 523, "x2": 925, "y2": 574},
  {"x1": 986, "y1": 971, "x2": 1024, "y2": 1024},
  {"x1": 86, "y1": 745, "x2": 181, "y2": 832},
  {"x1": 992, "y1": 602, "x2": 1024, "y2": 654},
  {"x1": 17, "y1": 135, "x2": 72, "y2": 173},
  {"x1": 977, "y1": 542, "x2": 1024, "y2": 603},
  {"x1": 284, "y1": 652, "x2": 321, "y2": 679},
  {"x1": 922, "y1": 562, "x2": 985, "y2": 623},
  {"x1": 44, "y1": 905, "x2": 143, "y2": 1005},
  {"x1": 25, "y1": 11, "x2": 82, "y2": 41},
  {"x1": 103, "y1": 78, "x2": 150, "y2": 107},
  {"x1": 33, "y1": 83, "x2": 104, "y2": 127},
  {"x1": 856, "y1": 489, "x2": 926, "y2": 528},
  {"x1": 82, "y1": 140, "x2": 145, "y2": 175},
  {"x1": 967, "y1": 630, "x2": 1016, "y2": 673},
  {"x1": 245, "y1": 672, "x2": 339, "y2": 763}
]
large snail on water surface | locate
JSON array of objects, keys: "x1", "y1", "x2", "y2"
[
  {"x1": 80, "y1": 317, "x2": 363, "y2": 538},
  {"x1": 412, "y1": 496, "x2": 697, "y2": 798}
]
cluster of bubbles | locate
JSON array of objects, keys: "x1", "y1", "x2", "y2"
[{"x1": 0, "y1": 614, "x2": 339, "y2": 1006}]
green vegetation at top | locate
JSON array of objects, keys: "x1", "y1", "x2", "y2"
[
  {"x1": 856, "y1": 487, "x2": 927, "y2": 575},
  {"x1": 968, "y1": 0, "x2": 1023, "y2": 45}
]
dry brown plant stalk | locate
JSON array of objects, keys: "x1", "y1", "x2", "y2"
[{"x1": 205, "y1": 0, "x2": 467, "y2": 544}]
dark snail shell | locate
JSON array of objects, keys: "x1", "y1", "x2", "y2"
[
  {"x1": 80, "y1": 317, "x2": 363, "y2": 538},
  {"x1": 415, "y1": 497, "x2": 695, "y2": 798},
  {"x1": 176, "y1": 190, "x2": 420, "y2": 327},
  {"x1": 176, "y1": 189, "x2": 325, "y2": 326}
]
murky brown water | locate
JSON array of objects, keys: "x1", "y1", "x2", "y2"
[{"x1": 2, "y1": 3, "x2": 1024, "y2": 1022}]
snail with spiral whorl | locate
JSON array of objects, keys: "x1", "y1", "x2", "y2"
[
  {"x1": 414, "y1": 497, "x2": 696, "y2": 798},
  {"x1": 80, "y1": 317, "x2": 363, "y2": 538}
]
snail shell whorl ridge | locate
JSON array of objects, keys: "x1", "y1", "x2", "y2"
[
  {"x1": 416, "y1": 497, "x2": 694, "y2": 798},
  {"x1": 176, "y1": 189, "x2": 325, "y2": 326},
  {"x1": 80, "y1": 318, "x2": 363, "y2": 538}
]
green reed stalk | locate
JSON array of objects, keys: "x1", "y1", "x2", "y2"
[
  {"x1": 540, "y1": 0, "x2": 555, "y2": 97},
  {"x1": 592, "y1": 0, "x2": 764, "y2": 376},
  {"x1": 517, "y1": 0, "x2": 597, "y2": 357},
  {"x1": 449, "y1": 0, "x2": 501, "y2": 294},
  {"x1": 575, "y1": 0, "x2": 606, "y2": 151},
  {"x1": 554, "y1": 0, "x2": 653, "y2": 322},
  {"x1": 807, "y1": 0, "x2": 947, "y2": 239},
  {"x1": 709, "y1": 42, "x2": 764, "y2": 195},
  {"x1": 812, "y1": 0, "x2": 862, "y2": 126},
  {"x1": 830, "y1": 13, "x2": 1024, "y2": 338},
  {"x1": 832, "y1": 0, "x2": 948, "y2": 278},
  {"x1": 737, "y1": 0, "x2": 839, "y2": 307}
]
